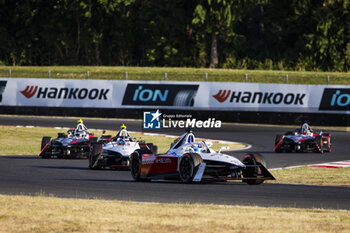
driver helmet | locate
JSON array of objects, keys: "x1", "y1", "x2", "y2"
[
  {"x1": 192, "y1": 143, "x2": 202, "y2": 153},
  {"x1": 76, "y1": 119, "x2": 88, "y2": 132},
  {"x1": 119, "y1": 141, "x2": 125, "y2": 145},
  {"x1": 193, "y1": 147, "x2": 201, "y2": 153},
  {"x1": 301, "y1": 123, "x2": 310, "y2": 135}
]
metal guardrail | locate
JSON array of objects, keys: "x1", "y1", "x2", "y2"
[{"x1": 1, "y1": 69, "x2": 347, "y2": 84}]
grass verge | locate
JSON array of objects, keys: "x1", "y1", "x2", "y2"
[
  {"x1": 0, "y1": 66, "x2": 349, "y2": 84},
  {"x1": 0, "y1": 194, "x2": 349, "y2": 233},
  {"x1": 0, "y1": 125, "x2": 244, "y2": 155},
  {"x1": 269, "y1": 167, "x2": 350, "y2": 187}
]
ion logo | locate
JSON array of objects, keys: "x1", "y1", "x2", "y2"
[
  {"x1": 331, "y1": 91, "x2": 350, "y2": 107},
  {"x1": 0, "y1": 81, "x2": 7, "y2": 103},
  {"x1": 319, "y1": 88, "x2": 350, "y2": 110},
  {"x1": 213, "y1": 89, "x2": 231, "y2": 103},
  {"x1": 122, "y1": 84, "x2": 198, "y2": 106},
  {"x1": 133, "y1": 85, "x2": 168, "y2": 102},
  {"x1": 20, "y1": 86, "x2": 38, "y2": 98},
  {"x1": 143, "y1": 110, "x2": 162, "y2": 129}
]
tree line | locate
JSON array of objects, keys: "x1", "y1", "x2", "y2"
[{"x1": 0, "y1": 0, "x2": 349, "y2": 71}]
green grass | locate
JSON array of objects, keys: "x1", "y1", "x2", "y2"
[
  {"x1": 0, "y1": 125, "x2": 243, "y2": 155},
  {"x1": 0, "y1": 125, "x2": 102, "y2": 155},
  {"x1": 0, "y1": 66, "x2": 349, "y2": 84},
  {"x1": 269, "y1": 167, "x2": 350, "y2": 187}
]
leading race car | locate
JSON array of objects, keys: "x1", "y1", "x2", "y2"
[
  {"x1": 274, "y1": 123, "x2": 331, "y2": 153},
  {"x1": 39, "y1": 119, "x2": 96, "y2": 159},
  {"x1": 89, "y1": 124, "x2": 158, "y2": 169},
  {"x1": 130, "y1": 129, "x2": 275, "y2": 184}
]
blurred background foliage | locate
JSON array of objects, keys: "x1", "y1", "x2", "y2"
[{"x1": 0, "y1": 0, "x2": 349, "y2": 71}]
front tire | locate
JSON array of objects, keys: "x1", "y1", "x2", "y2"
[
  {"x1": 242, "y1": 153, "x2": 266, "y2": 185},
  {"x1": 274, "y1": 135, "x2": 284, "y2": 153},
  {"x1": 89, "y1": 143, "x2": 102, "y2": 169},
  {"x1": 315, "y1": 136, "x2": 324, "y2": 153},
  {"x1": 179, "y1": 153, "x2": 202, "y2": 184},
  {"x1": 41, "y1": 137, "x2": 52, "y2": 159}
]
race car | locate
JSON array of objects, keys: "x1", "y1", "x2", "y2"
[
  {"x1": 274, "y1": 123, "x2": 331, "y2": 153},
  {"x1": 89, "y1": 124, "x2": 158, "y2": 169},
  {"x1": 39, "y1": 119, "x2": 96, "y2": 159},
  {"x1": 130, "y1": 129, "x2": 275, "y2": 184}
]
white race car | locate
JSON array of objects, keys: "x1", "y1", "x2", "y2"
[
  {"x1": 89, "y1": 125, "x2": 157, "y2": 169},
  {"x1": 130, "y1": 129, "x2": 275, "y2": 184}
]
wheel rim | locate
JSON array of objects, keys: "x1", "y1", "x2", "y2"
[{"x1": 180, "y1": 156, "x2": 193, "y2": 181}]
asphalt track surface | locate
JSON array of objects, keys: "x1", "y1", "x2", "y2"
[{"x1": 1, "y1": 115, "x2": 350, "y2": 210}]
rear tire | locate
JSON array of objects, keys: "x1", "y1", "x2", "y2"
[
  {"x1": 319, "y1": 133, "x2": 331, "y2": 153},
  {"x1": 242, "y1": 153, "x2": 266, "y2": 185},
  {"x1": 130, "y1": 149, "x2": 151, "y2": 182},
  {"x1": 89, "y1": 143, "x2": 102, "y2": 169},
  {"x1": 326, "y1": 136, "x2": 332, "y2": 152}
]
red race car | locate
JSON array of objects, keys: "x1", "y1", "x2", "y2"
[
  {"x1": 274, "y1": 123, "x2": 331, "y2": 153},
  {"x1": 39, "y1": 119, "x2": 96, "y2": 159},
  {"x1": 130, "y1": 130, "x2": 275, "y2": 184}
]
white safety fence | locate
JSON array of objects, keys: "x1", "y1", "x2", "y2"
[{"x1": 0, "y1": 78, "x2": 349, "y2": 114}]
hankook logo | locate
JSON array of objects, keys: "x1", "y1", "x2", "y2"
[
  {"x1": 19, "y1": 85, "x2": 110, "y2": 100},
  {"x1": 21, "y1": 85, "x2": 38, "y2": 98},
  {"x1": 213, "y1": 89, "x2": 231, "y2": 103},
  {"x1": 122, "y1": 84, "x2": 198, "y2": 106},
  {"x1": 212, "y1": 89, "x2": 306, "y2": 105}
]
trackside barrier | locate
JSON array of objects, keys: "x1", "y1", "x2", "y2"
[{"x1": 0, "y1": 78, "x2": 349, "y2": 126}]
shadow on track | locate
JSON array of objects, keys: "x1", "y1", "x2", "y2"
[
  {"x1": 30, "y1": 165, "x2": 89, "y2": 170},
  {"x1": 56, "y1": 178, "x2": 134, "y2": 183},
  {"x1": 4, "y1": 155, "x2": 39, "y2": 159}
]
